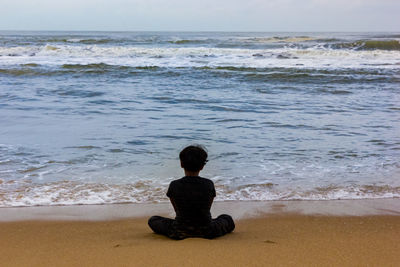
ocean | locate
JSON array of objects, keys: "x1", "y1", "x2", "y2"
[{"x1": 0, "y1": 31, "x2": 399, "y2": 207}]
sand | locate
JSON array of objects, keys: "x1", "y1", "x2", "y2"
[{"x1": 0, "y1": 200, "x2": 399, "y2": 266}]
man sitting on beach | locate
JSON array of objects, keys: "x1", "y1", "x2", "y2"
[{"x1": 148, "y1": 145, "x2": 235, "y2": 240}]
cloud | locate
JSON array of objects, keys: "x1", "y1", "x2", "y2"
[{"x1": 0, "y1": 0, "x2": 399, "y2": 31}]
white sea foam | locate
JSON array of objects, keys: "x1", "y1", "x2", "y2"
[
  {"x1": 1, "y1": 45, "x2": 399, "y2": 69},
  {"x1": 1, "y1": 179, "x2": 399, "y2": 207}
]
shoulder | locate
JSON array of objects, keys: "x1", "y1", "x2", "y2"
[
  {"x1": 168, "y1": 178, "x2": 182, "y2": 189},
  {"x1": 169, "y1": 177, "x2": 185, "y2": 185},
  {"x1": 167, "y1": 177, "x2": 186, "y2": 191},
  {"x1": 199, "y1": 177, "x2": 216, "y2": 197},
  {"x1": 198, "y1": 177, "x2": 215, "y2": 188},
  {"x1": 200, "y1": 177, "x2": 214, "y2": 184}
]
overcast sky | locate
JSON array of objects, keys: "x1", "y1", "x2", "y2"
[{"x1": 1, "y1": 0, "x2": 399, "y2": 31}]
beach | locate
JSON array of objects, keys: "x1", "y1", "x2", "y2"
[
  {"x1": 1, "y1": 31, "x2": 400, "y2": 266},
  {"x1": 1, "y1": 199, "x2": 399, "y2": 266}
]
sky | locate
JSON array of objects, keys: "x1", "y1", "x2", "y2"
[{"x1": 1, "y1": 0, "x2": 399, "y2": 31}]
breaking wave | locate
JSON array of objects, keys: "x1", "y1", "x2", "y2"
[
  {"x1": 0, "y1": 44, "x2": 399, "y2": 74},
  {"x1": 0, "y1": 179, "x2": 399, "y2": 207},
  {"x1": 245, "y1": 36, "x2": 316, "y2": 43},
  {"x1": 215, "y1": 184, "x2": 400, "y2": 202},
  {"x1": 168, "y1": 39, "x2": 209, "y2": 44},
  {"x1": 330, "y1": 40, "x2": 400, "y2": 51}
]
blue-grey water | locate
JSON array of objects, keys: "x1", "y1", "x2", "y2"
[{"x1": 0, "y1": 31, "x2": 399, "y2": 207}]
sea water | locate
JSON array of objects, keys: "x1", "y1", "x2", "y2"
[{"x1": 0, "y1": 31, "x2": 399, "y2": 207}]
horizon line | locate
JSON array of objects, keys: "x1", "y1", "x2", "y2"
[{"x1": 0, "y1": 29, "x2": 398, "y2": 33}]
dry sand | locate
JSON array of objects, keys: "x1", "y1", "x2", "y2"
[{"x1": 0, "y1": 200, "x2": 399, "y2": 266}]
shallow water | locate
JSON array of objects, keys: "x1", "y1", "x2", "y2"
[{"x1": 0, "y1": 31, "x2": 399, "y2": 206}]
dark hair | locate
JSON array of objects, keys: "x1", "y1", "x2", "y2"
[{"x1": 179, "y1": 145, "x2": 208, "y2": 172}]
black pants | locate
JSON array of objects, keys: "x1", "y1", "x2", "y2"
[{"x1": 148, "y1": 214, "x2": 235, "y2": 240}]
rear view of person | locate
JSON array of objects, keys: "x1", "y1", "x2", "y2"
[{"x1": 148, "y1": 145, "x2": 235, "y2": 240}]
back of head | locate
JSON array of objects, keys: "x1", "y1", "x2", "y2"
[{"x1": 179, "y1": 145, "x2": 208, "y2": 172}]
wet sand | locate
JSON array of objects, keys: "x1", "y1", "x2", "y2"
[{"x1": 0, "y1": 200, "x2": 399, "y2": 266}]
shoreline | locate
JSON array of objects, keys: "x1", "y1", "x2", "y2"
[{"x1": 1, "y1": 198, "x2": 399, "y2": 222}]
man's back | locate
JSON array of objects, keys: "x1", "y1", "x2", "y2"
[{"x1": 167, "y1": 176, "x2": 216, "y2": 226}]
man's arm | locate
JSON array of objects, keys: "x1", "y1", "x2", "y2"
[
  {"x1": 166, "y1": 181, "x2": 177, "y2": 212},
  {"x1": 169, "y1": 197, "x2": 178, "y2": 212}
]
